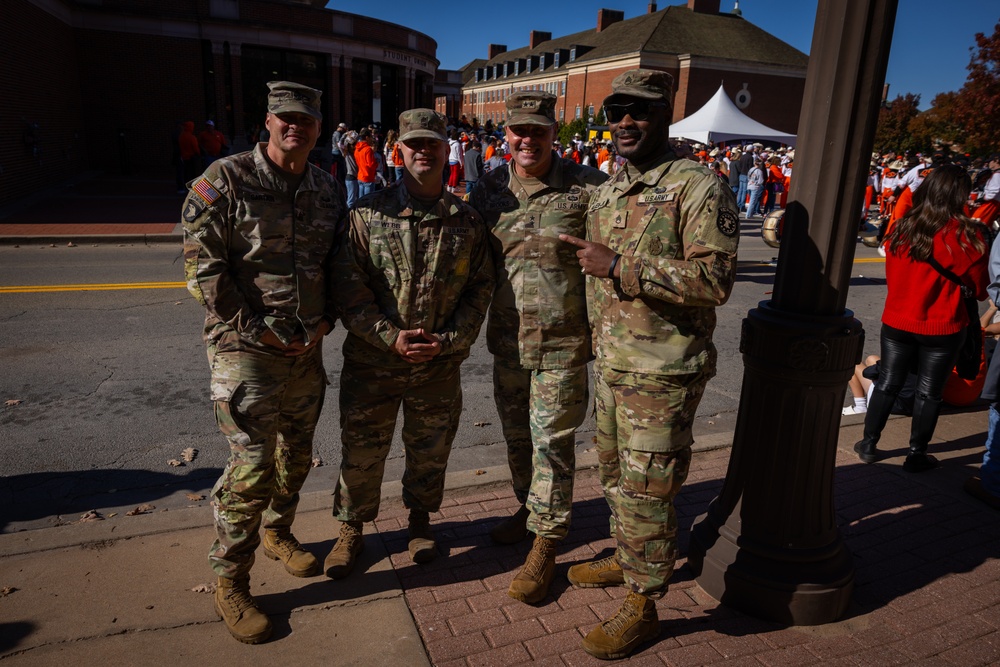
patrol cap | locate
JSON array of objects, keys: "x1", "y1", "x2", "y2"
[
  {"x1": 398, "y1": 109, "x2": 448, "y2": 143},
  {"x1": 267, "y1": 81, "x2": 323, "y2": 120},
  {"x1": 505, "y1": 91, "x2": 557, "y2": 127},
  {"x1": 603, "y1": 69, "x2": 674, "y2": 106}
]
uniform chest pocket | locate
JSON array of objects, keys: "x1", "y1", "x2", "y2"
[
  {"x1": 370, "y1": 230, "x2": 410, "y2": 287},
  {"x1": 437, "y1": 231, "x2": 473, "y2": 277}
]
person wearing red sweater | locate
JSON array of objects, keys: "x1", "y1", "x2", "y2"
[{"x1": 854, "y1": 164, "x2": 989, "y2": 472}]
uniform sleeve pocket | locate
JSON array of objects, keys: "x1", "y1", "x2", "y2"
[{"x1": 644, "y1": 538, "x2": 677, "y2": 564}]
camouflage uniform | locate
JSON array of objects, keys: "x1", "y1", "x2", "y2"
[
  {"x1": 184, "y1": 142, "x2": 346, "y2": 579},
  {"x1": 588, "y1": 150, "x2": 739, "y2": 596},
  {"x1": 469, "y1": 156, "x2": 606, "y2": 539},
  {"x1": 332, "y1": 182, "x2": 493, "y2": 522}
]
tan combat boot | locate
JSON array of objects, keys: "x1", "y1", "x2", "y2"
[
  {"x1": 407, "y1": 509, "x2": 436, "y2": 563},
  {"x1": 567, "y1": 554, "x2": 625, "y2": 588},
  {"x1": 508, "y1": 534, "x2": 557, "y2": 604},
  {"x1": 489, "y1": 504, "x2": 530, "y2": 544},
  {"x1": 324, "y1": 521, "x2": 365, "y2": 579},
  {"x1": 581, "y1": 590, "x2": 659, "y2": 659},
  {"x1": 263, "y1": 529, "x2": 320, "y2": 577},
  {"x1": 214, "y1": 576, "x2": 272, "y2": 644}
]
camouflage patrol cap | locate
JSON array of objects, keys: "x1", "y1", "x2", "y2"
[
  {"x1": 267, "y1": 81, "x2": 323, "y2": 120},
  {"x1": 602, "y1": 69, "x2": 674, "y2": 106},
  {"x1": 398, "y1": 109, "x2": 448, "y2": 143},
  {"x1": 505, "y1": 91, "x2": 557, "y2": 127}
]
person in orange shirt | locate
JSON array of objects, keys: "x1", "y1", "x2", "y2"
[
  {"x1": 972, "y1": 153, "x2": 1000, "y2": 225},
  {"x1": 354, "y1": 128, "x2": 378, "y2": 199},
  {"x1": 766, "y1": 156, "x2": 785, "y2": 214},
  {"x1": 483, "y1": 137, "x2": 497, "y2": 161}
]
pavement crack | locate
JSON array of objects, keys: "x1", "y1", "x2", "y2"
[{"x1": 0, "y1": 309, "x2": 27, "y2": 322}]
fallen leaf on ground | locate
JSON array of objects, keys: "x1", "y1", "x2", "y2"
[
  {"x1": 107, "y1": 512, "x2": 117, "y2": 518},
  {"x1": 126, "y1": 504, "x2": 155, "y2": 516},
  {"x1": 78, "y1": 510, "x2": 104, "y2": 523},
  {"x1": 181, "y1": 447, "x2": 198, "y2": 462},
  {"x1": 475, "y1": 469, "x2": 487, "y2": 475},
  {"x1": 473, "y1": 421, "x2": 491, "y2": 427},
  {"x1": 191, "y1": 583, "x2": 216, "y2": 594},
  {"x1": 584, "y1": 447, "x2": 595, "y2": 453},
  {"x1": 5, "y1": 399, "x2": 22, "y2": 407},
  {"x1": 174, "y1": 301, "x2": 183, "y2": 305},
  {"x1": 67, "y1": 242, "x2": 76, "y2": 247},
  {"x1": 167, "y1": 459, "x2": 184, "y2": 467},
  {"x1": 185, "y1": 493, "x2": 205, "y2": 501},
  {"x1": 311, "y1": 457, "x2": 323, "y2": 468},
  {"x1": 1, "y1": 587, "x2": 15, "y2": 597}
]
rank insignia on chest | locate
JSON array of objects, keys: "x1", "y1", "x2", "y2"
[
  {"x1": 613, "y1": 211, "x2": 628, "y2": 229},
  {"x1": 649, "y1": 236, "x2": 663, "y2": 255}
]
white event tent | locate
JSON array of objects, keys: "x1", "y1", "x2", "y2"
[{"x1": 669, "y1": 85, "x2": 797, "y2": 146}]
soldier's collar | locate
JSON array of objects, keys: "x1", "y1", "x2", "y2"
[
  {"x1": 395, "y1": 183, "x2": 458, "y2": 221},
  {"x1": 252, "y1": 143, "x2": 321, "y2": 193},
  {"x1": 616, "y1": 150, "x2": 677, "y2": 192}
]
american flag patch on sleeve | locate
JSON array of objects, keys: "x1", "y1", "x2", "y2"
[{"x1": 193, "y1": 179, "x2": 221, "y2": 205}]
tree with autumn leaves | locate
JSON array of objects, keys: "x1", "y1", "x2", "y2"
[{"x1": 875, "y1": 19, "x2": 1000, "y2": 156}]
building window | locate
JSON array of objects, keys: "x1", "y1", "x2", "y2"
[
  {"x1": 575, "y1": 105, "x2": 581, "y2": 119},
  {"x1": 588, "y1": 104, "x2": 594, "y2": 118},
  {"x1": 561, "y1": 81, "x2": 566, "y2": 97},
  {"x1": 560, "y1": 107, "x2": 565, "y2": 120}
]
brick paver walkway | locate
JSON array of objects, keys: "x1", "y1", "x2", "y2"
[{"x1": 372, "y1": 446, "x2": 1000, "y2": 666}]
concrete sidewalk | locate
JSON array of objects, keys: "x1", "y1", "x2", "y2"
[{"x1": 3, "y1": 409, "x2": 998, "y2": 666}]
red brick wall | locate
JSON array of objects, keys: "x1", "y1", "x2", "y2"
[{"x1": 1, "y1": 0, "x2": 86, "y2": 206}]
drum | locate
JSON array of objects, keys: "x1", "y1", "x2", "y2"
[{"x1": 761, "y1": 209, "x2": 784, "y2": 248}]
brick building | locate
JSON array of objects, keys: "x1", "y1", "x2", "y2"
[
  {"x1": 459, "y1": 0, "x2": 807, "y2": 136},
  {"x1": 3, "y1": 0, "x2": 438, "y2": 206}
]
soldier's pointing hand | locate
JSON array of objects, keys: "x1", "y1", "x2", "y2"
[{"x1": 559, "y1": 234, "x2": 621, "y2": 279}]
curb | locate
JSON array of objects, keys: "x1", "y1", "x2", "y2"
[{"x1": 0, "y1": 234, "x2": 182, "y2": 246}]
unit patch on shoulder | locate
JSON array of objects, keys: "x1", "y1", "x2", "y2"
[
  {"x1": 193, "y1": 178, "x2": 221, "y2": 206},
  {"x1": 717, "y1": 208, "x2": 739, "y2": 237}
]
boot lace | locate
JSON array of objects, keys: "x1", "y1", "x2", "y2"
[
  {"x1": 523, "y1": 539, "x2": 556, "y2": 578},
  {"x1": 336, "y1": 523, "x2": 362, "y2": 551},
  {"x1": 602, "y1": 594, "x2": 640, "y2": 635},
  {"x1": 589, "y1": 555, "x2": 618, "y2": 571},
  {"x1": 268, "y1": 531, "x2": 302, "y2": 557},
  {"x1": 226, "y1": 584, "x2": 258, "y2": 616}
]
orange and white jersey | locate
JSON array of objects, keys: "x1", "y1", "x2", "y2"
[
  {"x1": 983, "y1": 172, "x2": 1000, "y2": 201},
  {"x1": 899, "y1": 163, "x2": 932, "y2": 193}
]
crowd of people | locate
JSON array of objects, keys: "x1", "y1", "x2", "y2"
[
  {"x1": 178, "y1": 73, "x2": 1000, "y2": 660},
  {"x1": 173, "y1": 120, "x2": 230, "y2": 193}
]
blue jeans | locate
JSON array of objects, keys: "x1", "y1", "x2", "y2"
[
  {"x1": 984, "y1": 404, "x2": 1000, "y2": 494},
  {"x1": 736, "y1": 174, "x2": 748, "y2": 213},
  {"x1": 358, "y1": 181, "x2": 374, "y2": 200},
  {"x1": 395, "y1": 166, "x2": 405, "y2": 181},
  {"x1": 345, "y1": 178, "x2": 358, "y2": 209},
  {"x1": 465, "y1": 179, "x2": 477, "y2": 194},
  {"x1": 747, "y1": 187, "x2": 763, "y2": 217}
]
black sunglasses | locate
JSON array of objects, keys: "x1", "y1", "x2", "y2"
[{"x1": 604, "y1": 101, "x2": 666, "y2": 123}]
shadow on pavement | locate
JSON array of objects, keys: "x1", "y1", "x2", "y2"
[{"x1": 0, "y1": 467, "x2": 222, "y2": 531}]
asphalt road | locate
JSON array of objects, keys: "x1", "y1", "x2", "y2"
[{"x1": 0, "y1": 223, "x2": 890, "y2": 532}]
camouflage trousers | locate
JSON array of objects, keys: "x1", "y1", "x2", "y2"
[
  {"x1": 493, "y1": 358, "x2": 588, "y2": 539},
  {"x1": 594, "y1": 364, "x2": 707, "y2": 598},
  {"x1": 207, "y1": 343, "x2": 327, "y2": 579},
  {"x1": 334, "y1": 358, "x2": 463, "y2": 523}
]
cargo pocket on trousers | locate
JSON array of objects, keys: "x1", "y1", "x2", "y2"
[
  {"x1": 644, "y1": 538, "x2": 677, "y2": 564},
  {"x1": 211, "y1": 378, "x2": 250, "y2": 446}
]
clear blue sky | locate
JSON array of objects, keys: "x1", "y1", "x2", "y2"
[{"x1": 326, "y1": 0, "x2": 998, "y2": 110}]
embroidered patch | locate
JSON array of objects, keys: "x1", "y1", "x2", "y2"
[
  {"x1": 717, "y1": 208, "x2": 739, "y2": 237},
  {"x1": 182, "y1": 196, "x2": 206, "y2": 222},
  {"x1": 613, "y1": 211, "x2": 628, "y2": 229},
  {"x1": 638, "y1": 192, "x2": 676, "y2": 204},
  {"x1": 192, "y1": 179, "x2": 221, "y2": 206},
  {"x1": 556, "y1": 202, "x2": 586, "y2": 210},
  {"x1": 648, "y1": 236, "x2": 663, "y2": 255}
]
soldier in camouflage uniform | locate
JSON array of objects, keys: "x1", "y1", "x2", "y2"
[
  {"x1": 560, "y1": 70, "x2": 739, "y2": 659},
  {"x1": 468, "y1": 91, "x2": 607, "y2": 605},
  {"x1": 183, "y1": 81, "x2": 347, "y2": 644},
  {"x1": 323, "y1": 109, "x2": 493, "y2": 576}
]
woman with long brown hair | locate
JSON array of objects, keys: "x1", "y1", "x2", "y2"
[{"x1": 854, "y1": 164, "x2": 989, "y2": 471}]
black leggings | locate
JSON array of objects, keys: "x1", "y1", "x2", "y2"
[{"x1": 861, "y1": 324, "x2": 964, "y2": 453}]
